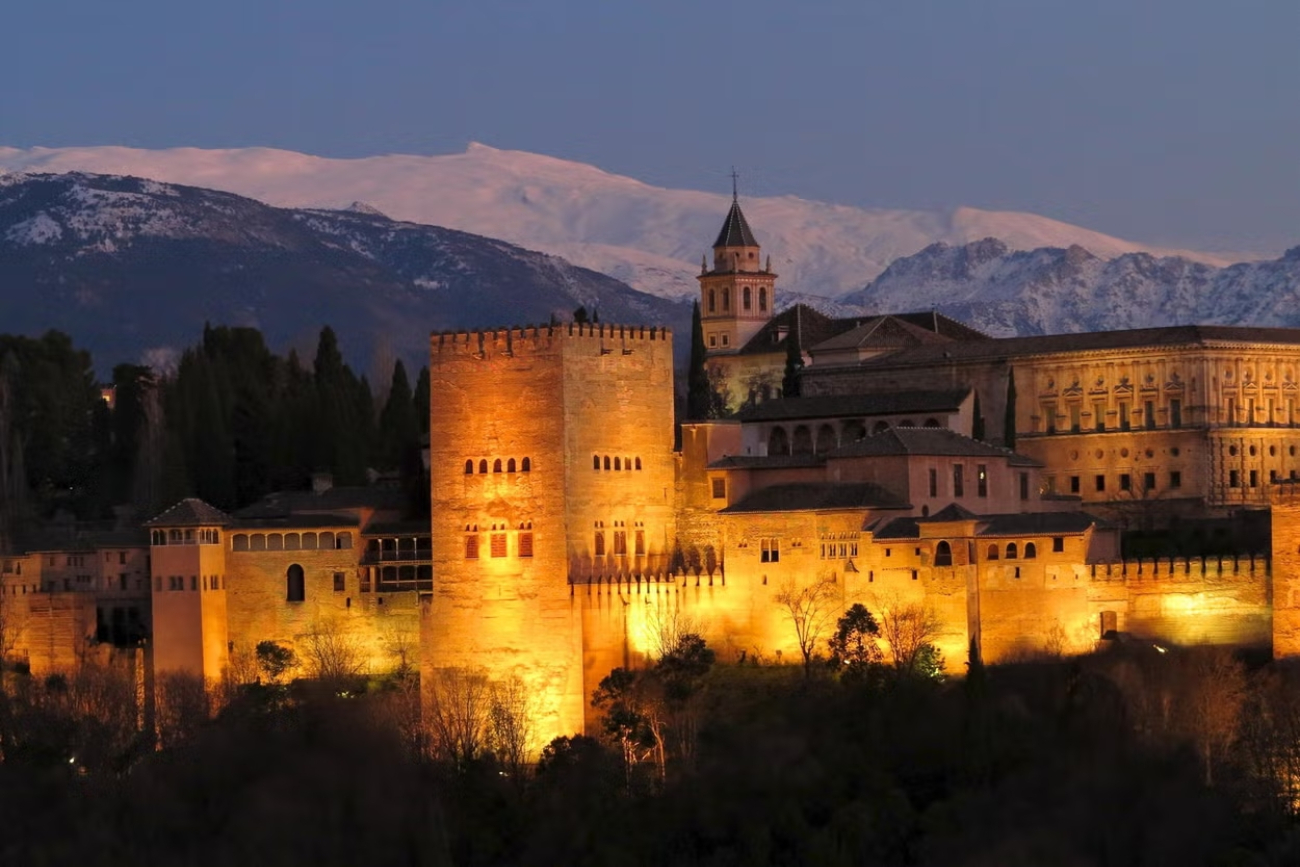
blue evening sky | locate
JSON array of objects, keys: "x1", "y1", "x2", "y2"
[{"x1": 3, "y1": 0, "x2": 1296, "y2": 252}]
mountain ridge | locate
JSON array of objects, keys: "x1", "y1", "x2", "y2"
[{"x1": 0, "y1": 143, "x2": 1252, "y2": 301}]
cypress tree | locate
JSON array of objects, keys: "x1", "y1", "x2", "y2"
[
  {"x1": 686, "y1": 301, "x2": 711, "y2": 420},
  {"x1": 1003, "y1": 369, "x2": 1017, "y2": 450},
  {"x1": 971, "y1": 391, "x2": 985, "y2": 442},
  {"x1": 379, "y1": 360, "x2": 418, "y2": 470},
  {"x1": 782, "y1": 319, "x2": 803, "y2": 399},
  {"x1": 413, "y1": 366, "x2": 431, "y2": 436}
]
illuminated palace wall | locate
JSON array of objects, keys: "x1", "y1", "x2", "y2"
[
  {"x1": 424, "y1": 323, "x2": 677, "y2": 741},
  {"x1": 423, "y1": 324, "x2": 1287, "y2": 750}
]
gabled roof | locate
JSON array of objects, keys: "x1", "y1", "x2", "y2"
[
  {"x1": 713, "y1": 200, "x2": 759, "y2": 248},
  {"x1": 833, "y1": 324, "x2": 1300, "y2": 371},
  {"x1": 923, "y1": 503, "x2": 981, "y2": 522},
  {"x1": 146, "y1": 498, "x2": 234, "y2": 528},
  {"x1": 737, "y1": 304, "x2": 859, "y2": 357},
  {"x1": 827, "y1": 427, "x2": 1038, "y2": 465},
  {"x1": 236, "y1": 485, "x2": 407, "y2": 520},
  {"x1": 708, "y1": 454, "x2": 826, "y2": 470},
  {"x1": 737, "y1": 388, "x2": 970, "y2": 423},
  {"x1": 810, "y1": 316, "x2": 955, "y2": 355},
  {"x1": 870, "y1": 509, "x2": 1103, "y2": 540},
  {"x1": 720, "y1": 482, "x2": 909, "y2": 514}
]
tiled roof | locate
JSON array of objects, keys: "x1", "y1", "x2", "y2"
[
  {"x1": 923, "y1": 503, "x2": 981, "y2": 522},
  {"x1": 720, "y1": 482, "x2": 909, "y2": 514},
  {"x1": 707, "y1": 454, "x2": 826, "y2": 470},
  {"x1": 810, "y1": 316, "x2": 957, "y2": 354},
  {"x1": 870, "y1": 509, "x2": 1102, "y2": 540},
  {"x1": 233, "y1": 513, "x2": 360, "y2": 530},
  {"x1": 737, "y1": 305, "x2": 858, "y2": 357},
  {"x1": 737, "y1": 388, "x2": 970, "y2": 422},
  {"x1": 146, "y1": 498, "x2": 234, "y2": 527},
  {"x1": 832, "y1": 324, "x2": 1300, "y2": 371},
  {"x1": 827, "y1": 427, "x2": 1038, "y2": 465},
  {"x1": 713, "y1": 200, "x2": 759, "y2": 248},
  {"x1": 236, "y1": 486, "x2": 407, "y2": 519}
]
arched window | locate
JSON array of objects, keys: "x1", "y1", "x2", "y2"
[
  {"x1": 493, "y1": 459, "x2": 503, "y2": 473},
  {"x1": 743, "y1": 286, "x2": 752, "y2": 310},
  {"x1": 934, "y1": 541, "x2": 953, "y2": 567},
  {"x1": 987, "y1": 545, "x2": 999, "y2": 560},
  {"x1": 624, "y1": 457, "x2": 632, "y2": 471},
  {"x1": 708, "y1": 289, "x2": 716, "y2": 313},
  {"x1": 285, "y1": 533, "x2": 300, "y2": 550},
  {"x1": 232, "y1": 534, "x2": 249, "y2": 552},
  {"x1": 634, "y1": 457, "x2": 642, "y2": 470},
  {"x1": 759, "y1": 287, "x2": 767, "y2": 312},
  {"x1": 768, "y1": 427, "x2": 790, "y2": 456},
  {"x1": 507, "y1": 458, "x2": 517, "y2": 472},
  {"x1": 522, "y1": 457, "x2": 531, "y2": 472},
  {"x1": 815, "y1": 424, "x2": 836, "y2": 454},
  {"x1": 594, "y1": 455, "x2": 601, "y2": 470},
  {"x1": 604, "y1": 456, "x2": 611, "y2": 470},
  {"x1": 1024, "y1": 542, "x2": 1037, "y2": 559},
  {"x1": 614, "y1": 457, "x2": 621, "y2": 471},
  {"x1": 924, "y1": 418, "x2": 941, "y2": 428},
  {"x1": 286, "y1": 564, "x2": 305, "y2": 602},
  {"x1": 792, "y1": 425, "x2": 813, "y2": 455},
  {"x1": 873, "y1": 420, "x2": 890, "y2": 434},
  {"x1": 319, "y1": 532, "x2": 335, "y2": 550},
  {"x1": 843, "y1": 420, "x2": 866, "y2": 442},
  {"x1": 594, "y1": 532, "x2": 606, "y2": 557},
  {"x1": 267, "y1": 534, "x2": 283, "y2": 551},
  {"x1": 722, "y1": 289, "x2": 730, "y2": 311},
  {"x1": 479, "y1": 459, "x2": 488, "y2": 474},
  {"x1": 337, "y1": 532, "x2": 352, "y2": 550},
  {"x1": 464, "y1": 460, "x2": 474, "y2": 474},
  {"x1": 251, "y1": 534, "x2": 266, "y2": 552},
  {"x1": 302, "y1": 532, "x2": 317, "y2": 550},
  {"x1": 1006, "y1": 543, "x2": 1018, "y2": 559},
  {"x1": 898, "y1": 419, "x2": 916, "y2": 428}
]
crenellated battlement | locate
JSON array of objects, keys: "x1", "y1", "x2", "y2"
[
  {"x1": 1088, "y1": 554, "x2": 1269, "y2": 583},
  {"x1": 431, "y1": 323, "x2": 672, "y2": 357}
]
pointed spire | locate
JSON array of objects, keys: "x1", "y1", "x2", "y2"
[{"x1": 713, "y1": 199, "x2": 759, "y2": 249}]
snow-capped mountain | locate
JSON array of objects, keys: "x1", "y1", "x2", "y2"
[
  {"x1": 0, "y1": 143, "x2": 1243, "y2": 301},
  {"x1": 0, "y1": 172, "x2": 686, "y2": 371},
  {"x1": 841, "y1": 239, "x2": 1300, "y2": 337}
]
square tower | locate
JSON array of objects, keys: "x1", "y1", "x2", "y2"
[{"x1": 424, "y1": 323, "x2": 676, "y2": 744}]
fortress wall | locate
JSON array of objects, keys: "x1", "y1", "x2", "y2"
[
  {"x1": 1273, "y1": 494, "x2": 1300, "y2": 657},
  {"x1": 975, "y1": 562, "x2": 1094, "y2": 662},
  {"x1": 1087, "y1": 557, "x2": 1271, "y2": 648},
  {"x1": 225, "y1": 547, "x2": 418, "y2": 677},
  {"x1": 20, "y1": 593, "x2": 97, "y2": 674}
]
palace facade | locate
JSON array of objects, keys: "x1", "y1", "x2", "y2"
[{"x1": 2, "y1": 196, "x2": 1299, "y2": 752}]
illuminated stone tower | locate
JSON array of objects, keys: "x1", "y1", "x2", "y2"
[
  {"x1": 698, "y1": 188, "x2": 776, "y2": 355},
  {"x1": 146, "y1": 499, "x2": 231, "y2": 682},
  {"x1": 424, "y1": 323, "x2": 677, "y2": 745}
]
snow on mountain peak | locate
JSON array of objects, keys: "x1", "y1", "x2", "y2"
[{"x1": 0, "y1": 144, "x2": 1253, "y2": 301}]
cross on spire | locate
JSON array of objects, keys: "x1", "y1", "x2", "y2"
[{"x1": 730, "y1": 166, "x2": 739, "y2": 202}]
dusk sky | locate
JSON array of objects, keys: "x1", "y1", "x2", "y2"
[{"x1": 4, "y1": 0, "x2": 1296, "y2": 253}]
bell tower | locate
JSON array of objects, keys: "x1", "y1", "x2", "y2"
[{"x1": 698, "y1": 180, "x2": 776, "y2": 355}]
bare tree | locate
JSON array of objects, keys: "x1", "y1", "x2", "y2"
[
  {"x1": 155, "y1": 670, "x2": 209, "y2": 748},
  {"x1": 302, "y1": 624, "x2": 365, "y2": 684},
  {"x1": 645, "y1": 602, "x2": 702, "y2": 661},
  {"x1": 426, "y1": 666, "x2": 492, "y2": 767},
  {"x1": 774, "y1": 577, "x2": 840, "y2": 678},
  {"x1": 875, "y1": 595, "x2": 945, "y2": 676},
  {"x1": 487, "y1": 674, "x2": 537, "y2": 778},
  {"x1": 1177, "y1": 646, "x2": 1248, "y2": 787}
]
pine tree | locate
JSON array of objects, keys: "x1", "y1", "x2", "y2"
[
  {"x1": 686, "y1": 301, "x2": 711, "y2": 420},
  {"x1": 1003, "y1": 369, "x2": 1017, "y2": 450}
]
